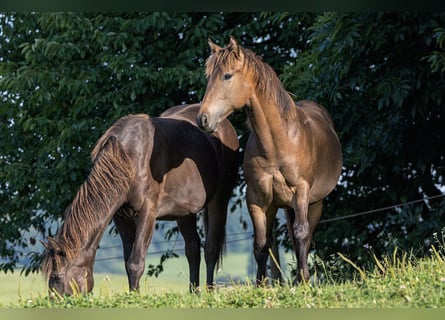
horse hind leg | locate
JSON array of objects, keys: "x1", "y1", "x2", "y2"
[
  {"x1": 249, "y1": 204, "x2": 277, "y2": 286},
  {"x1": 177, "y1": 215, "x2": 201, "y2": 293},
  {"x1": 285, "y1": 208, "x2": 297, "y2": 252}
]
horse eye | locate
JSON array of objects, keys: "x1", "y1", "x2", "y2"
[
  {"x1": 223, "y1": 73, "x2": 232, "y2": 80},
  {"x1": 50, "y1": 274, "x2": 62, "y2": 281}
]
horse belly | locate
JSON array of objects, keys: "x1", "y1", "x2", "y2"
[
  {"x1": 310, "y1": 170, "x2": 341, "y2": 202},
  {"x1": 156, "y1": 161, "x2": 209, "y2": 218},
  {"x1": 245, "y1": 164, "x2": 294, "y2": 207},
  {"x1": 310, "y1": 146, "x2": 342, "y2": 202}
]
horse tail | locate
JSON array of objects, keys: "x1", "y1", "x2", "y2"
[{"x1": 203, "y1": 207, "x2": 226, "y2": 271}]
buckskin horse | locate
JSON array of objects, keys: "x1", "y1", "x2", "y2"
[
  {"x1": 41, "y1": 104, "x2": 239, "y2": 295},
  {"x1": 197, "y1": 37, "x2": 342, "y2": 284}
]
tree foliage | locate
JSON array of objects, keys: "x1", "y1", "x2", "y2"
[
  {"x1": 1, "y1": 12, "x2": 444, "y2": 275},
  {"x1": 281, "y1": 12, "x2": 445, "y2": 266},
  {"x1": 0, "y1": 12, "x2": 315, "y2": 273}
]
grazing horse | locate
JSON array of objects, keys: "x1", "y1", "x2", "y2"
[
  {"x1": 197, "y1": 37, "x2": 342, "y2": 283},
  {"x1": 41, "y1": 104, "x2": 239, "y2": 295}
]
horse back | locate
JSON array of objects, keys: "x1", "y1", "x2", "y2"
[
  {"x1": 152, "y1": 105, "x2": 238, "y2": 213},
  {"x1": 161, "y1": 104, "x2": 239, "y2": 180},
  {"x1": 95, "y1": 106, "x2": 238, "y2": 216}
]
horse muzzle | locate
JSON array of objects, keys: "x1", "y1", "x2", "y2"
[{"x1": 196, "y1": 112, "x2": 216, "y2": 133}]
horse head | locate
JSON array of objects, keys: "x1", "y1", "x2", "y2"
[
  {"x1": 197, "y1": 37, "x2": 254, "y2": 132},
  {"x1": 41, "y1": 237, "x2": 94, "y2": 296}
]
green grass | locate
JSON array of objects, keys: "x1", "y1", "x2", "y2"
[
  {"x1": 0, "y1": 251, "x2": 256, "y2": 306},
  {"x1": 2, "y1": 247, "x2": 445, "y2": 308}
]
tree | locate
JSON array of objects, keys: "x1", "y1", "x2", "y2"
[
  {"x1": 281, "y1": 12, "x2": 445, "y2": 267},
  {"x1": 0, "y1": 12, "x2": 315, "y2": 273}
]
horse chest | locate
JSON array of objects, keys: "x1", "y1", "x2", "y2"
[
  {"x1": 271, "y1": 170, "x2": 296, "y2": 205},
  {"x1": 249, "y1": 165, "x2": 296, "y2": 206}
]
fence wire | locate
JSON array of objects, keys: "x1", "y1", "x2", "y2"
[
  {"x1": 94, "y1": 193, "x2": 445, "y2": 261},
  {"x1": 319, "y1": 193, "x2": 445, "y2": 224}
]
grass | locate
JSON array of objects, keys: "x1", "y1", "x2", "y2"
[
  {"x1": 0, "y1": 251, "x2": 258, "y2": 306},
  {"x1": 2, "y1": 245, "x2": 444, "y2": 308}
]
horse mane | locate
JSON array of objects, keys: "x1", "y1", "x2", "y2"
[
  {"x1": 41, "y1": 122, "x2": 136, "y2": 278},
  {"x1": 205, "y1": 42, "x2": 297, "y2": 121}
]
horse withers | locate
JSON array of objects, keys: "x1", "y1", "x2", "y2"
[
  {"x1": 41, "y1": 104, "x2": 239, "y2": 295},
  {"x1": 197, "y1": 37, "x2": 342, "y2": 284}
]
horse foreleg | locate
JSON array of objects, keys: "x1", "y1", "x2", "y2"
[
  {"x1": 291, "y1": 182, "x2": 322, "y2": 283},
  {"x1": 177, "y1": 215, "x2": 201, "y2": 292},
  {"x1": 249, "y1": 203, "x2": 276, "y2": 286},
  {"x1": 126, "y1": 201, "x2": 156, "y2": 292}
]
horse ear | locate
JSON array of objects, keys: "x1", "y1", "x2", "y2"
[
  {"x1": 228, "y1": 36, "x2": 241, "y2": 59},
  {"x1": 208, "y1": 38, "x2": 222, "y2": 54}
]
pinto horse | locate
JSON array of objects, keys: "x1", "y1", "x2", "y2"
[
  {"x1": 197, "y1": 37, "x2": 342, "y2": 283},
  {"x1": 41, "y1": 104, "x2": 239, "y2": 295}
]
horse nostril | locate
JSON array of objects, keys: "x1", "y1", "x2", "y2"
[{"x1": 198, "y1": 114, "x2": 208, "y2": 128}]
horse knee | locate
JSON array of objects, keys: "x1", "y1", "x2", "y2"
[{"x1": 293, "y1": 222, "x2": 310, "y2": 244}]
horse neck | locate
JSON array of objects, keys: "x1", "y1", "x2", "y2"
[
  {"x1": 59, "y1": 200, "x2": 122, "y2": 262},
  {"x1": 247, "y1": 89, "x2": 298, "y2": 157}
]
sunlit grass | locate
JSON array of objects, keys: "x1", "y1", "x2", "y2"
[
  {"x1": 0, "y1": 251, "x2": 254, "y2": 306},
  {"x1": 2, "y1": 242, "x2": 445, "y2": 308},
  {"x1": 10, "y1": 245, "x2": 445, "y2": 308}
]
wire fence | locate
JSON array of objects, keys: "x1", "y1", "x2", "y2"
[
  {"x1": 95, "y1": 233, "x2": 253, "y2": 262},
  {"x1": 94, "y1": 193, "x2": 445, "y2": 262},
  {"x1": 8, "y1": 193, "x2": 444, "y2": 273},
  {"x1": 318, "y1": 193, "x2": 445, "y2": 223}
]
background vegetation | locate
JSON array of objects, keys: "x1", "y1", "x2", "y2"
[{"x1": 1, "y1": 13, "x2": 445, "y2": 278}]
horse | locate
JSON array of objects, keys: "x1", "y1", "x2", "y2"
[
  {"x1": 197, "y1": 37, "x2": 342, "y2": 284},
  {"x1": 41, "y1": 104, "x2": 239, "y2": 295}
]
